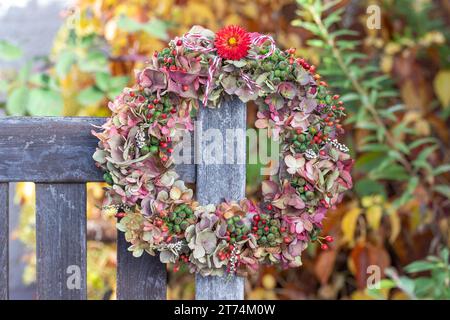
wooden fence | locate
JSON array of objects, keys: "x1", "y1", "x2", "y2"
[{"x1": 0, "y1": 98, "x2": 245, "y2": 300}]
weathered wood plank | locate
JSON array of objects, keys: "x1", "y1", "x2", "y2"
[
  {"x1": 36, "y1": 183, "x2": 87, "y2": 300},
  {"x1": 0, "y1": 117, "x2": 195, "y2": 183},
  {"x1": 195, "y1": 97, "x2": 246, "y2": 300},
  {"x1": 0, "y1": 183, "x2": 8, "y2": 300},
  {"x1": 116, "y1": 231, "x2": 167, "y2": 300}
]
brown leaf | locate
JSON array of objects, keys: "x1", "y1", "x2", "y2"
[
  {"x1": 315, "y1": 249, "x2": 337, "y2": 285},
  {"x1": 350, "y1": 242, "x2": 391, "y2": 289}
]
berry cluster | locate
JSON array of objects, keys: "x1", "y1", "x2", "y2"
[
  {"x1": 290, "y1": 177, "x2": 316, "y2": 203},
  {"x1": 226, "y1": 216, "x2": 250, "y2": 245},
  {"x1": 252, "y1": 212, "x2": 284, "y2": 247},
  {"x1": 163, "y1": 204, "x2": 195, "y2": 235}
]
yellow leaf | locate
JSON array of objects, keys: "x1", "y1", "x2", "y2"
[
  {"x1": 351, "y1": 289, "x2": 375, "y2": 300},
  {"x1": 262, "y1": 274, "x2": 276, "y2": 290},
  {"x1": 341, "y1": 208, "x2": 362, "y2": 246},
  {"x1": 389, "y1": 211, "x2": 401, "y2": 243},
  {"x1": 366, "y1": 205, "x2": 383, "y2": 231},
  {"x1": 433, "y1": 70, "x2": 450, "y2": 108}
]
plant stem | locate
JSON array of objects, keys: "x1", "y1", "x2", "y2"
[{"x1": 307, "y1": 6, "x2": 413, "y2": 173}]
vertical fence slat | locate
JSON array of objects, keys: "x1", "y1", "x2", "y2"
[
  {"x1": 0, "y1": 183, "x2": 8, "y2": 300},
  {"x1": 117, "y1": 233, "x2": 167, "y2": 300},
  {"x1": 36, "y1": 183, "x2": 87, "y2": 300},
  {"x1": 195, "y1": 97, "x2": 246, "y2": 300}
]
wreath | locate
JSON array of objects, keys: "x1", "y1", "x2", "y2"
[{"x1": 93, "y1": 25, "x2": 353, "y2": 276}]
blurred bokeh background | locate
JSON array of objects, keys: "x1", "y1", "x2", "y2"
[{"x1": 0, "y1": 0, "x2": 449, "y2": 300}]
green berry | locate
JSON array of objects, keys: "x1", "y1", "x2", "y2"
[
  {"x1": 103, "y1": 172, "x2": 113, "y2": 185},
  {"x1": 180, "y1": 221, "x2": 189, "y2": 230},
  {"x1": 149, "y1": 146, "x2": 159, "y2": 153}
]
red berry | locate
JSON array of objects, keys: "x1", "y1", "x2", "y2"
[
  {"x1": 153, "y1": 98, "x2": 159, "y2": 104},
  {"x1": 253, "y1": 215, "x2": 260, "y2": 222},
  {"x1": 264, "y1": 226, "x2": 269, "y2": 232},
  {"x1": 321, "y1": 243, "x2": 329, "y2": 250},
  {"x1": 283, "y1": 236, "x2": 291, "y2": 244},
  {"x1": 169, "y1": 65, "x2": 177, "y2": 71},
  {"x1": 148, "y1": 104, "x2": 155, "y2": 109},
  {"x1": 325, "y1": 236, "x2": 334, "y2": 243},
  {"x1": 161, "y1": 114, "x2": 167, "y2": 119},
  {"x1": 266, "y1": 204, "x2": 273, "y2": 210},
  {"x1": 280, "y1": 227, "x2": 286, "y2": 233},
  {"x1": 333, "y1": 95, "x2": 340, "y2": 100},
  {"x1": 176, "y1": 39, "x2": 182, "y2": 46},
  {"x1": 182, "y1": 85, "x2": 189, "y2": 91},
  {"x1": 167, "y1": 148, "x2": 174, "y2": 153},
  {"x1": 160, "y1": 142, "x2": 168, "y2": 148},
  {"x1": 161, "y1": 156, "x2": 168, "y2": 162},
  {"x1": 296, "y1": 129, "x2": 302, "y2": 134}
]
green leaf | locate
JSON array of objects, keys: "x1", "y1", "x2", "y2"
[
  {"x1": 18, "y1": 62, "x2": 32, "y2": 85},
  {"x1": 432, "y1": 164, "x2": 450, "y2": 176},
  {"x1": 340, "y1": 93, "x2": 360, "y2": 102},
  {"x1": 354, "y1": 178, "x2": 386, "y2": 197},
  {"x1": 306, "y1": 39, "x2": 324, "y2": 48},
  {"x1": 77, "y1": 86, "x2": 104, "y2": 106},
  {"x1": 79, "y1": 51, "x2": 108, "y2": 73},
  {"x1": 355, "y1": 152, "x2": 385, "y2": 173},
  {"x1": 0, "y1": 40, "x2": 23, "y2": 60},
  {"x1": 372, "y1": 164, "x2": 409, "y2": 181},
  {"x1": 434, "y1": 184, "x2": 450, "y2": 199},
  {"x1": 117, "y1": 16, "x2": 169, "y2": 40},
  {"x1": 6, "y1": 87, "x2": 29, "y2": 115},
  {"x1": 95, "y1": 72, "x2": 111, "y2": 92},
  {"x1": 109, "y1": 75, "x2": 129, "y2": 89},
  {"x1": 405, "y1": 261, "x2": 437, "y2": 273},
  {"x1": 408, "y1": 137, "x2": 437, "y2": 150},
  {"x1": 55, "y1": 51, "x2": 76, "y2": 78},
  {"x1": 415, "y1": 145, "x2": 438, "y2": 163},
  {"x1": 27, "y1": 89, "x2": 63, "y2": 116}
]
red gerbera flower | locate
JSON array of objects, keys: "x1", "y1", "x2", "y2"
[{"x1": 214, "y1": 25, "x2": 251, "y2": 60}]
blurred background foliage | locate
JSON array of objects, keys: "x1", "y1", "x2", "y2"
[{"x1": 0, "y1": 0, "x2": 449, "y2": 299}]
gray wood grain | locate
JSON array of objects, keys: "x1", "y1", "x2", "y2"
[
  {"x1": 0, "y1": 117, "x2": 195, "y2": 183},
  {"x1": 36, "y1": 183, "x2": 87, "y2": 300},
  {"x1": 0, "y1": 183, "x2": 8, "y2": 300},
  {"x1": 117, "y1": 231, "x2": 167, "y2": 300},
  {"x1": 195, "y1": 97, "x2": 245, "y2": 300}
]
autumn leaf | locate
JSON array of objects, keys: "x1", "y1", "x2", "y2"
[
  {"x1": 389, "y1": 211, "x2": 401, "y2": 244},
  {"x1": 315, "y1": 249, "x2": 337, "y2": 285},
  {"x1": 341, "y1": 207, "x2": 362, "y2": 246},
  {"x1": 366, "y1": 205, "x2": 383, "y2": 231},
  {"x1": 433, "y1": 70, "x2": 450, "y2": 108}
]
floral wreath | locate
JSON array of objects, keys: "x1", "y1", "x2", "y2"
[{"x1": 93, "y1": 25, "x2": 353, "y2": 276}]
